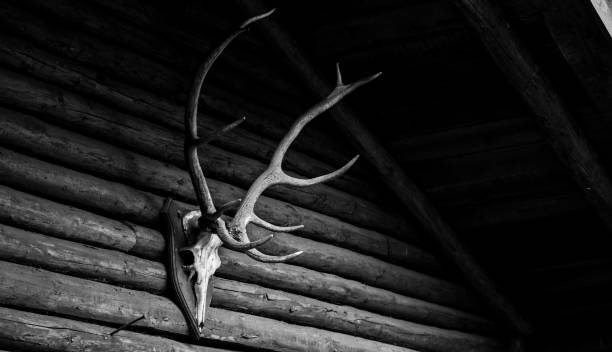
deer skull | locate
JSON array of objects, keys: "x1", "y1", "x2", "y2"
[{"x1": 179, "y1": 210, "x2": 222, "y2": 332}]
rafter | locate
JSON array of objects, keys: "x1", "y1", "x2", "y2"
[
  {"x1": 455, "y1": 0, "x2": 612, "y2": 235},
  {"x1": 538, "y1": 0, "x2": 612, "y2": 110}
]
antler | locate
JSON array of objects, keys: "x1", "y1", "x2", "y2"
[
  {"x1": 184, "y1": 8, "x2": 381, "y2": 261},
  {"x1": 184, "y1": 9, "x2": 276, "y2": 251},
  {"x1": 228, "y1": 63, "x2": 381, "y2": 262},
  {"x1": 179, "y1": 9, "x2": 381, "y2": 333}
]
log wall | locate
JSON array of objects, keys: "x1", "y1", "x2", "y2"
[{"x1": 0, "y1": 1, "x2": 508, "y2": 351}]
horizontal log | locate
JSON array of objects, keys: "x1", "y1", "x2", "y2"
[
  {"x1": 0, "y1": 182, "x2": 486, "y2": 322},
  {"x1": 0, "y1": 105, "x2": 433, "y2": 270},
  {"x1": 20, "y1": 0, "x2": 304, "y2": 105},
  {"x1": 0, "y1": 112, "x2": 431, "y2": 271},
  {"x1": 0, "y1": 223, "x2": 498, "y2": 343},
  {"x1": 0, "y1": 118, "x2": 426, "y2": 276},
  {"x1": 0, "y1": 185, "x2": 443, "y2": 301},
  {"x1": 2, "y1": 0, "x2": 304, "y2": 119},
  {"x1": 0, "y1": 185, "x2": 165, "y2": 259},
  {"x1": 0, "y1": 19, "x2": 376, "y2": 198},
  {"x1": 0, "y1": 307, "x2": 237, "y2": 352},
  {"x1": 0, "y1": 224, "x2": 166, "y2": 292},
  {"x1": 82, "y1": 0, "x2": 327, "y2": 134},
  {"x1": 0, "y1": 149, "x2": 163, "y2": 227},
  {"x1": 0, "y1": 0, "x2": 370, "y2": 183},
  {"x1": 0, "y1": 67, "x2": 417, "y2": 241},
  {"x1": 0, "y1": 261, "x2": 421, "y2": 352}
]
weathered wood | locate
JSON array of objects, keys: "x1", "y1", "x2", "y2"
[
  {"x1": 0, "y1": 185, "x2": 444, "y2": 303},
  {"x1": 0, "y1": 307, "x2": 238, "y2": 352},
  {"x1": 0, "y1": 0, "x2": 369, "y2": 182},
  {"x1": 0, "y1": 152, "x2": 482, "y2": 312},
  {"x1": 21, "y1": 0, "x2": 302, "y2": 104},
  {"x1": 455, "y1": 0, "x2": 612, "y2": 235},
  {"x1": 0, "y1": 15, "x2": 373, "y2": 190},
  {"x1": 0, "y1": 185, "x2": 165, "y2": 259},
  {"x1": 2, "y1": 0, "x2": 303, "y2": 118},
  {"x1": 0, "y1": 224, "x2": 498, "y2": 341},
  {"x1": 0, "y1": 114, "x2": 430, "y2": 272},
  {"x1": 0, "y1": 261, "x2": 466, "y2": 352},
  {"x1": 0, "y1": 186, "x2": 478, "y2": 326},
  {"x1": 0, "y1": 224, "x2": 166, "y2": 293},
  {"x1": 238, "y1": 0, "x2": 531, "y2": 334},
  {"x1": 0, "y1": 66, "x2": 383, "y2": 233},
  {"x1": 0, "y1": 68, "x2": 419, "y2": 242}
]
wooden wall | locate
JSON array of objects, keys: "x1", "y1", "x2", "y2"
[{"x1": 0, "y1": 0, "x2": 506, "y2": 351}]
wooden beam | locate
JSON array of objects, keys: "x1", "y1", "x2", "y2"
[
  {"x1": 0, "y1": 150, "x2": 485, "y2": 313},
  {"x1": 0, "y1": 307, "x2": 237, "y2": 352},
  {"x1": 538, "y1": 0, "x2": 612, "y2": 110},
  {"x1": 0, "y1": 8, "x2": 376, "y2": 202},
  {"x1": 454, "y1": 0, "x2": 612, "y2": 233},
  {"x1": 0, "y1": 261, "x2": 422, "y2": 352},
  {"x1": 0, "y1": 185, "x2": 441, "y2": 291},
  {"x1": 0, "y1": 224, "x2": 499, "y2": 345},
  {"x1": 0, "y1": 78, "x2": 415, "y2": 243},
  {"x1": 0, "y1": 187, "x2": 496, "y2": 334},
  {"x1": 238, "y1": 0, "x2": 531, "y2": 335},
  {"x1": 590, "y1": 0, "x2": 612, "y2": 38},
  {"x1": 0, "y1": 106, "x2": 431, "y2": 268}
]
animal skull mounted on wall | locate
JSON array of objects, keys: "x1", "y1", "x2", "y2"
[{"x1": 180, "y1": 9, "x2": 381, "y2": 333}]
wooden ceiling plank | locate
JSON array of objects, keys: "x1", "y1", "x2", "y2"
[
  {"x1": 238, "y1": 0, "x2": 532, "y2": 336},
  {"x1": 455, "y1": 0, "x2": 612, "y2": 234}
]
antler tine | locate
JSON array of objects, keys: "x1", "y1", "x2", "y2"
[
  {"x1": 195, "y1": 117, "x2": 246, "y2": 149},
  {"x1": 247, "y1": 248, "x2": 303, "y2": 263},
  {"x1": 202, "y1": 199, "x2": 242, "y2": 222},
  {"x1": 184, "y1": 10, "x2": 276, "y2": 251},
  {"x1": 226, "y1": 64, "x2": 381, "y2": 261},
  {"x1": 269, "y1": 63, "x2": 380, "y2": 168}
]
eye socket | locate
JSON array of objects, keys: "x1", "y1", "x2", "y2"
[{"x1": 179, "y1": 249, "x2": 195, "y2": 266}]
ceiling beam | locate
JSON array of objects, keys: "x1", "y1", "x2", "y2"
[
  {"x1": 454, "y1": 0, "x2": 612, "y2": 234},
  {"x1": 537, "y1": 0, "x2": 612, "y2": 111},
  {"x1": 237, "y1": 0, "x2": 532, "y2": 335}
]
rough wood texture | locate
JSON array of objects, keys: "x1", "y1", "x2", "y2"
[
  {"x1": 0, "y1": 106, "x2": 430, "y2": 270},
  {"x1": 0, "y1": 184, "x2": 443, "y2": 301},
  {"x1": 0, "y1": 224, "x2": 499, "y2": 343},
  {"x1": 0, "y1": 307, "x2": 238, "y2": 352},
  {"x1": 2, "y1": 0, "x2": 303, "y2": 118},
  {"x1": 0, "y1": 183, "x2": 484, "y2": 322},
  {"x1": 18, "y1": 0, "x2": 304, "y2": 113},
  {"x1": 238, "y1": 0, "x2": 531, "y2": 335},
  {"x1": 0, "y1": 185, "x2": 165, "y2": 259},
  {"x1": 0, "y1": 261, "x2": 463, "y2": 352},
  {"x1": 0, "y1": 67, "x2": 421, "y2": 244},
  {"x1": 455, "y1": 0, "x2": 612, "y2": 236},
  {"x1": 0, "y1": 32, "x2": 379, "y2": 203},
  {"x1": 0, "y1": 1, "x2": 374, "y2": 187}
]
